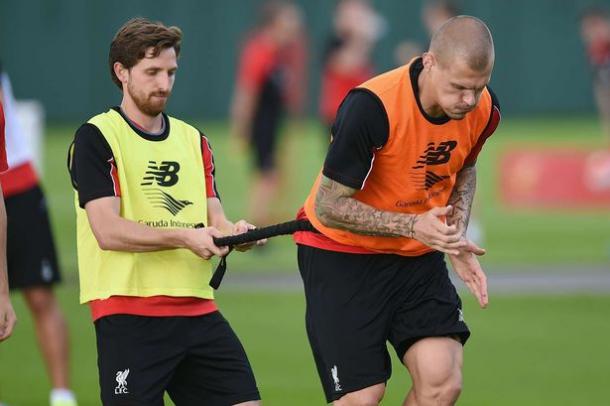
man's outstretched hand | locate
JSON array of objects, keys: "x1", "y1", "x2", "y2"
[{"x1": 448, "y1": 239, "x2": 488, "y2": 309}]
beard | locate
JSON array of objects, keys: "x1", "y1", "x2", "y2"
[{"x1": 127, "y1": 81, "x2": 170, "y2": 117}]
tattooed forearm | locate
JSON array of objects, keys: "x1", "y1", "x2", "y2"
[
  {"x1": 314, "y1": 175, "x2": 418, "y2": 238},
  {"x1": 447, "y1": 164, "x2": 477, "y2": 237}
]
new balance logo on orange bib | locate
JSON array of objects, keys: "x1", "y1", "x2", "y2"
[
  {"x1": 304, "y1": 59, "x2": 493, "y2": 256},
  {"x1": 411, "y1": 141, "x2": 458, "y2": 190},
  {"x1": 413, "y1": 141, "x2": 458, "y2": 167}
]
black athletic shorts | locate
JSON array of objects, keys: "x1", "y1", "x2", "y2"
[
  {"x1": 95, "y1": 311, "x2": 260, "y2": 406},
  {"x1": 297, "y1": 245, "x2": 470, "y2": 403},
  {"x1": 250, "y1": 93, "x2": 283, "y2": 172},
  {"x1": 6, "y1": 185, "x2": 61, "y2": 289}
]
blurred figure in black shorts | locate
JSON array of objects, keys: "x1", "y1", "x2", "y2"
[
  {"x1": 231, "y1": 0, "x2": 306, "y2": 226},
  {"x1": 0, "y1": 63, "x2": 76, "y2": 406}
]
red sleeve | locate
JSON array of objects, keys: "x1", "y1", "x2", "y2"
[
  {"x1": 465, "y1": 88, "x2": 501, "y2": 165},
  {"x1": 237, "y1": 35, "x2": 276, "y2": 92},
  {"x1": 0, "y1": 103, "x2": 8, "y2": 172},
  {"x1": 588, "y1": 39, "x2": 610, "y2": 66},
  {"x1": 200, "y1": 134, "x2": 220, "y2": 199}
]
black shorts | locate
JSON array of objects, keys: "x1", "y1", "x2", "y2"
[
  {"x1": 95, "y1": 311, "x2": 260, "y2": 406},
  {"x1": 6, "y1": 185, "x2": 61, "y2": 289},
  {"x1": 250, "y1": 99, "x2": 282, "y2": 172},
  {"x1": 297, "y1": 245, "x2": 470, "y2": 403}
]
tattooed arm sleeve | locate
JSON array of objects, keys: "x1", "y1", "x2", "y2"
[
  {"x1": 446, "y1": 163, "x2": 477, "y2": 238},
  {"x1": 314, "y1": 175, "x2": 419, "y2": 238}
]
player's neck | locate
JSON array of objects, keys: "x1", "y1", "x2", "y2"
[
  {"x1": 417, "y1": 69, "x2": 445, "y2": 118},
  {"x1": 120, "y1": 98, "x2": 164, "y2": 134}
]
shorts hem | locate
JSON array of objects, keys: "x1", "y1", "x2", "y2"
[
  {"x1": 8, "y1": 279, "x2": 60, "y2": 291},
  {"x1": 326, "y1": 375, "x2": 389, "y2": 403},
  {"x1": 394, "y1": 330, "x2": 471, "y2": 360},
  {"x1": 222, "y1": 390, "x2": 261, "y2": 405}
]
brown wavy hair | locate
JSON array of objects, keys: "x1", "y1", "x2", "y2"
[{"x1": 109, "y1": 18, "x2": 182, "y2": 89}]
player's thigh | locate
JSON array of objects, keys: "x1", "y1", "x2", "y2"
[
  {"x1": 389, "y1": 251, "x2": 470, "y2": 361},
  {"x1": 403, "y1": 336, "x2": 463, "y2": 390},
  {"x1": 95, "y1": 315, "x2": 185, "y2": 405},
  {"x1": 297, "y1": 245, "x2": 396, "y2": 403},
  {"x1": 167, "y1": 312, "x2": 260, "y2": 406}
]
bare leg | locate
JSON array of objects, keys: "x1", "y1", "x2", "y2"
[
  {"x1": 402, "y1": 337, "x2": 463, "y2": 406},
  {"x1": 23, "y1": 286, "x2": 70, "y2": 389},
  {"x1": 594, "y1": 81, "x2": 610, "y2": 142},
  {"x1": 248, "y1": 169, "x2": 280, "y2": 226}
]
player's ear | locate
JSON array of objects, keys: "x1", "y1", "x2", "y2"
[
  {"x1": 422, "y1": 52, "x2": 436, "y2": 71},
  {"x1": 113, "y1": 62, "x2": 129, "y2": 86}
]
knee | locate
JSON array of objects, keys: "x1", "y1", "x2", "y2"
[
  {"x1": 335, "y1": 384, "x2": 385, "y2": 406},
  {"x1": 415, "y1": 370, "x2": 462, "y2": 404},
  {"x1": 439, "y1": 374, "x2": 462, "y2": 403},
  {"x1": 24, "y1": 288, "x2": 58, "y2": 315}
]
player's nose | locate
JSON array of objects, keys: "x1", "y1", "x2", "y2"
[
  {"x1": 157, "y1": 73, "x2": 172, "y2": 93},
  {"x1": 463, "y1": 92, "x2": 476, "y2": 108}
]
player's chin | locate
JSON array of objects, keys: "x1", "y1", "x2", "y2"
[
  {"x1": 447, "y1": 111, "x2": 467, "y2": 120},
  {"x1": 152, "y1": 98, "x2": 168, "y2": 109},
  {"x1": 143, "y1": 102, "x2": 166, "y2": 116}
]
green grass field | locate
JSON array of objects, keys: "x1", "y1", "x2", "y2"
[
  {"x1": 3, "y1": 290, "x2": 610, "y2": 405},
  {"x1": 0, "y1": 116, "x2": 609, "y2": 405}
]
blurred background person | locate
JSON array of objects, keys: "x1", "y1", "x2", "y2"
[
  {"x1": 0, "y1": 63, "x2": 76, "y2": 406},
  {"x1": 319, "y1": 0, "x2": 385, "y2": 132},
  {"x1": 422, "y1": 0, "x2": 460, "y2": 38},
  {"x1": 394, "y1": 40, "x2": 423, "y2": 66},
  {"x1": 231, "y1": 0, "x2": 306, "y2": 227},
  {"x1": 581, "y1": 6, "x2": 610, "y2": 142},
  {"x1": 581, "y1": 8, "x2": 610, "y2": 192},
  {"x1": 393, "y1": 1, "x2": 458, "y2": 81}
]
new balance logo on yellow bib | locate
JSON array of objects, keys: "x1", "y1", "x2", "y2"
[
  {"x1": 141, "y1": 160, "x2": 193, "y2": 216},
  {"x1": 141, "y1": 161, "x2": 180, "y2": 186}
]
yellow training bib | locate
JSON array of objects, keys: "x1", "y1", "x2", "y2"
[{"x1": 73, "y1": 108, "x2": 213, "y2": 303}]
